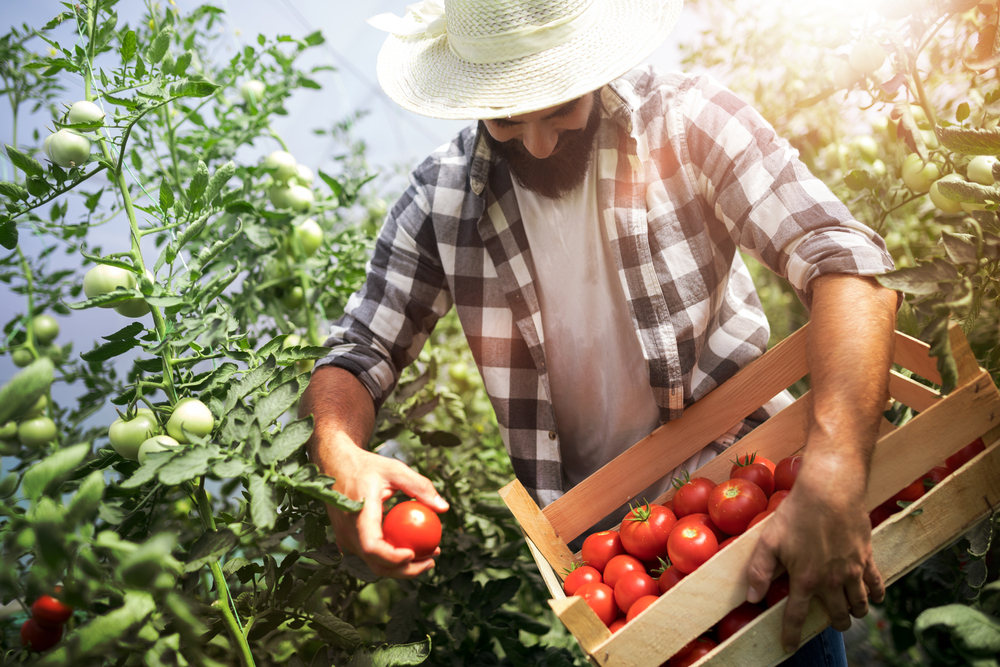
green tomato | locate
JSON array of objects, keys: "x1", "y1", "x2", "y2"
[
  {"x1": 901, "y1": 153, "x2": 940, "y2": 193},
  {"x1": 293, "y1": 164, "x2": 314, "y2": 186},
  {"x1": 929, "y1": 173, "x2": 965, "y2": 214},
  {"x1": 12, "y1": 348, "x2": 34, "y2": 368},
  {"x1": 114, "y1": 297, "x2": 151, "y2": 318},
  {"x1": 166, "y1": 398, "x2": 214, "y2": 443},
  {"x1": 33, "y1": 314, "x2": 59, "y2": 345},
  {"x1": 43, "y1": 343, "x2": 65, "y2": 364},
  {"x1": 83, "y1": 265, "x2": 136, "y2": 308},
  {"x1": 138, "y1": 435, "x2": 180, "y2": 464},
  {"x1": 24, "y1": 395, "x2": 47, "y2": 419},
  {"x1": 281, "y1": 286, "x2": 305, "y2": 310},
  {"x1": 240, "y1": 80, "x2": 265, "y2": 105},
  {"x1": 0, "y1": 421, "x2": 17, "y2": 441},
  {"x1": 109, "y1": 412, "x2": 160, "y2": 460},
  {"x1": 871, "y1": 159, "x2": 887, "y2": 177},
  {"x1": 265, "y1": 150, "x2": 298, "y2": 182},
  {"x1": 268, "y1": 184, "x2": 294, "y2": 210},
  {"x1": 851, "y1": 135, "x2": 879, "y2": 163},
  {"x1": 43, "y1": 133, "x2": 54, "y2": 160},
  {"x1": 48, "y1": 129, "x2": 91, "y2": 169},
  {"x1": 285, "y1": 184, "x2": 314, "y2": 212},
  {"x1": 849, "y1": 37, "x2": 885, "y2": 76},
  {"x1": 282, "y1": 334, "x2": 303, "y2": 349},
  {"x1": 67, "y1": 100, "x2": 105, "y2": 130},
  {"x1": 293, "y1": 218, "x2": 323, "y2": 256},
  {"x1": 967, "y1": 155, "x2": 998, "y2": 186},
  {"x1": 18, "y1": 417, "x2": 57, "y2": 449}
]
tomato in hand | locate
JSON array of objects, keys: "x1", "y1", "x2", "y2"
[
  {"x1": 657, "y1": 563, "x2": 686, "y2": 594},
  {"x1": 614, "y1": 570, "x2": 659, "y2": 614},
  {"x1": 620, "y1": 502, "x2": 676, "y2": 561},
  {"x1": 731, "y1": 460, "x2": 775, "y2": 497},
  {"x1": 563, "y1": 565, "x2": 602, "y2": 596},
  {"x1": 670, "y1": 637, "x2": 717, "y2": 666},
  {"x1": 382, "y1": 500, "x2": 442, "y2": 559},
  {"x1": 31, "y1": 594, "x2": 73, "y2": 627},
  {"x1": 667, "y1": 521, "x2": 718, "y2": 574},
  {"x1": 626, "y1": 594, "x2": 660, "y2": 622},
  {"x1": 946, "y1": 437, "x2": 985, "y2": 472},
  {"x1": 766, "y1": 489, "x2": 789, "y2": 511},
  {"x1": 603, "y1": 554, "x2": 645, "y2": 589},
  {"x1": 671, "y1": 474, "x2": 715, "y2": 518},
  {"x1": 717, "y1": 602, "x2": 765, "y2": 642},
  {"x1": 581, "y1": 530, "x2": 625, "y2": 573},
  {"x1": 20, "y1": 619, "x2": 62, "y2": 652},
  {"x1": 708, "y1": 478, "x2": 768, "y2": 535},
  {"x1": 773, "y1": 455, "x2": 803, "y2": 491},
  {"x1": 765, "y1": 573, "x2": 790, "y2": 607},
  {"x1": 575, "y1": 581, "x2": 618, "y2": 627}
]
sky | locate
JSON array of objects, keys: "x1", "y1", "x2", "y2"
[{"x1": 0, "y1": 0, "x2": 702, "y2": 420}]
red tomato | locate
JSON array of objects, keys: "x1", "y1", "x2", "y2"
[
  {"x1": 890, "y1": 477, "x2": 925, "y2": 504},
  {"x1": 773, "y1": 455, "x2": 803, "y2": 491},
  {"x1": 747, "y1": 509, "x2": 774, "y2": 531},
  {"x1": 603, "y1": 554, "x2": 645, "y2": 589},
  {"x1": 718, "y1": 536, "x2": 739, "y2": 549},
  {"x1": 563, "y1": 565, "x2": 602, "y2": 596},
  {"x1": 922, "y1": 465, "x2": 950, "y2": 488},
  {"x1": 674, "y1": 513, "x2": 726, "y2": 542},
  {"x1": 609, "y1": 618, "x2": 627, "y2": 633},
  {"x1": 730, "y1": 452, "x2": 775, "y2": 475},
  {"x1": 946, "y1": 437, "x2": 985, "y2": 472},
  {"x1": 20, "y1": 619, "x2": 62, "y2": 652},
  {"x1": 671, "y1": 475, "x2": 716, "y2": 518},
  {"x1": 615, "y1": 570, "x2": 659, "y2": 613},
  {"x1": 731, "y1": 462, "x2": 775, "y2": 497},
  {"x1": 670, "y1": 637, "x2": 717, "y2": 666},
  {"x1": 658, "y1": 564, "x2": 686, "y2": 594},
  {"x1": 30, "y1": 594, "x2": 73, "y2": 628},
  {"x1": 620, "y1": 503, "x2": 676, "y2": 562},
  {"x1": 575, "y1": 582, "x2": 618, "y2": 627},
  {"x1": 717, "y1": 602, "x2": 765, "y2": 642},
  {"x1": 667, "y1": 522, "x2": 719, "y2": 574},
  {"x1": 708, "y1": 478, "x2": 768, "y2": 535},
  {"x1": 626, "y1": 594, "x2": 660, "y2": 622},
  {"x1": 767, "y1": 489, "x2": 790, "y2": 511},
  {"x1": 765, "y1": 573, "x2": 790, "y2": 607},
  {"x1": 581, "y1": 531, "x2": 626, "y2": 573},
  {"x1": 869, "y1": 499, "x2": 901, "y2": 528},
  {"x1": 381, "y1": 500, "x2": 442, "y2": 559}
]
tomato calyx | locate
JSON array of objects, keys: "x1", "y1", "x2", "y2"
[
  {"x1": 731, "y1": 452, "x2": 759, "y2": 468},
  {"x1": 625, "y1": 500, "x2": 654, "y2": 522},
  {"x1": 671, "y1": 469, "x2": 692, "y2": 490}
]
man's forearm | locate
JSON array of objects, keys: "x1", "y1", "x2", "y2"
[{"x1": 299, "y1": 365, "x2": 377, "y2": 474}]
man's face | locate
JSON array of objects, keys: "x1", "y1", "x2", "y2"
[{"x1": 480, "y1": 91, "x2": 600, "y2": 199}]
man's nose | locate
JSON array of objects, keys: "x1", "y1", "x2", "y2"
[{"x1": 521, "y1": 124, "x2": 558, "y2": 159}]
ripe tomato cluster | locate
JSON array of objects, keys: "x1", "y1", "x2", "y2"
[
  {"x1": 566, "y1": 451, "x2": 802, "y2": 660},
  {"x1": 869, "y1": 437, "x2": 986, "y2": 528},
  {"x1": 20, "y1": 593, "x2": 73, "y2": 653}
]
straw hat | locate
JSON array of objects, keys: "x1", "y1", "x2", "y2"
[{"x1": 368, "y1": 0, "x2": 684, "y2": 120}]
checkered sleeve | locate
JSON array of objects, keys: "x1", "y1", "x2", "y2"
[
  {"x1": 680, "y1": 75, "x2": 894, "y2": 308},
  {"x1": 314, "y1": 174, "x2": 453, "y2": 410}
]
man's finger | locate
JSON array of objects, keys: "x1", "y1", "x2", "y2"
[
  {"x1": 819, "y1": 589, "x2": 853, "y2": 632},
  {"x1": 387, "y1": 463, "x2": 449, "y2": 513},
  {"x1": 846, "y1": 575, "x2": 869, "y2": 618},
  {"x1": 781, "y1": 588, "x2": 811, "y2": 654},
  {"x1": 746, "y1": 529, "x2": 781, "y2": 604},
  {"x1": 863, "y1": 557, "x2": 885, "y2": 604}
]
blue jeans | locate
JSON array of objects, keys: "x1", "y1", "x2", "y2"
[{"x1": 778, "y1": 627, "x2": 847, "y2": 666}]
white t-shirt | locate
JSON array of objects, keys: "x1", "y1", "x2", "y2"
[{"x1": 513, "y1": 162, "x2": 718, "y2": 522}]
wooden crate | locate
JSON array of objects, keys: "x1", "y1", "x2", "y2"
[{"x1": 498, "y1": 322, "x2": 1000, "y2": 667}]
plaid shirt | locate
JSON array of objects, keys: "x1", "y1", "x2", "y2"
[{"x1": 317, "y1": 67, "x2": 894, "y2": 507}]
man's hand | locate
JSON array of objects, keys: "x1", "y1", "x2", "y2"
[
  {"x1": 746, "y1": 447, "x2": 884, "y2": 653},
  {"x1": 300, "y1": 365, "x2": 449, "y2": 578}
]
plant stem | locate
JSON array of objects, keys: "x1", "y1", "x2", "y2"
[{"x1": 16, "y1": 246, "x2": 38, "y2": 359}]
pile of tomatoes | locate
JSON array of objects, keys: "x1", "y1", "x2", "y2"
[
  {"x1": 20, "y1": 592, "x2": 73, "y2": 653},
  {"x1": 564, "y1": 451, "x2": 802, "y2": 664}
]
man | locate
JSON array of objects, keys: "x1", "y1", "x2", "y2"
[{"x1": 300, "y1": 0, "x2": 899, "y2": 664}]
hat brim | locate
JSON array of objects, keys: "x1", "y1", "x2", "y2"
[{"x1": 375, "y1": 0, "x2": 684, "y2": 120}]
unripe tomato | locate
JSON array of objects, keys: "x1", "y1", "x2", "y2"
[
  {"x1": 0, "y1": 421, "x2": 17, "y2": 441},
  {"x1": 67, "y1": 100, "x2": 105, "y2": 129},
  {"x1": 83, "y1": 265, "x2": 136, "y2": 308},
  {"x1": 12, "y1": 348, "x2": 34, "y2": 367},
  {"x1": 382, "y1": 499, "x2": 442, "y2": 559},
  {"x1": 114, "y1": 296, "x2": 151, "y2": 318},
  {"x1": 849, "y1": 36, "x2": 886, "y2": 75},
  {"x1": 43, "y1": 133, "x2": 55, "y2": 160},
  {"x1": 852, "y1": 135, "x2": 879, "y2": 162},
  {"x1": 20, "y1": 619, "x2": 63, "y2": 652},
  {"x1": 285, "y1": 184, "x2": 315, "y2": 212},
  {"x1": 265, "y1": 150, "x2": 298, "y2": 182},
  {"x1": 293, "y1": 218, "x2": 323, "y2": 256},
  {"x1": 832, "y1": 59, "x2": 862, "y2": 91},
  {"x1": 293, "y1": 164, "x2": 314, "y2": 186},
  {"x1": 18, "y1": 417, "x2": 57, "y2": 448},
  {"x1": 31, "y1": 594, "x2": 73, "y2": 627},
  {"x1": 240, "y1": 79, "x2": 265, "y2": 105},
  {"x1": 901, "y1": 153, "x2": 940, "y2": 193},
  {"x1": 48, "y1": 129, "x2": 91, "y2": 168},
  {"x1": 929, "y1": 174, "x2": 965, "y2": 214},
  {"x1": 25, "y1": 395, "x2": 48, "y2": 418},
  {"x1": 166, "y1": 398, "x2": 215, "y2": 443},
  {"x1": 967, "y1": 155, "x2": 998, "y2": 186},
  {"x1": 268, "y1": 183, "x2": 294, "y2": 209},
  {"x1": 109, "y1": 410, "x2": 160, "y2": 460},
  {"x1": 138, "y1": 434, "x2": 181, "y2": 463},
  {"x1": 281, "y1": 285, "x2": 305, "y2": 310},
  {"x1": 33, "y1": 315, "x2": 60, "y2": 345}
]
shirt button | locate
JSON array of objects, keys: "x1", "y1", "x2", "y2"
[{"x1": 548, "y1": 431, "x2": 557, "y2": 440}]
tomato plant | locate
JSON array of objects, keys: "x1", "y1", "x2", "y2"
[
  {"x1": 30, "y1": 594, "x2": 73, "y2": 627},
  {"x1": 382, "y1": 500, "x2": 443, "y2": 559},
  {"x1": 20, "y1": 619, "x2": 62, "y2": 653},
  {"x1": 708, "y1": 478, "x2": 768, "y2": 535}
]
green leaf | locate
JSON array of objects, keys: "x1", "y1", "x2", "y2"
[
  {"x1": 876, "y1": 259, "x2": 960, "y2": 295},
  {"x1": 68, "y1": 287, "x2": 144, "y2": 311},
  {"x1": 938, "y1": 126, "x2": 1000, "y2": 155},
  {"x1": 157, "y1": 446, "x2": 221, "y2": 486},
  {"x1": 184, "y1": 528, "x2": 239, "y2": 572},
  {"x1": 254, "y1": 379, "x2": 300, "y2": 428},
  {"x1": 187, "y1": 219, "x2": 242, "y2": 277},
  {"x1": 259, "y1": 417, "x2": 313, "y2": 465},
  {"x1": 0, "y1": 181, "x2": 29, "y2": 201},
  {"x1": 22, "y1": 443, "x2": 90, "y2": 503},
  {"x1": 942, "y1": 232, "x2": 980, "y2": 265},
  {"x1": 147, "y1": 29, "x2": 172, "y2": 65},
  {"x1": 159, "y1": 178, "x2": 174, "y2": 211},
  {"x1": 921, "y1": 316, "x2": 959, "y2": 395},
  {"x1": 249, "y1": 473, "x2": 278, "y2": 530},
  {"x1": 169, "y1": 79, "x2": 220, "y2": 99},
  {"x1": 844, "y1": 169, "x2": 876, "y2": 192},
  {"x1": 120, "y1": 29, "x2": 137, "y2": 62},
  {"x1": 935, "y1": 178, "x2": 999, "y2": 205},
  {"x1": 205, "y1": 161, "x2": 236, "y2": 203},
  {"x1": 0, "y1": 357, "x2": 54, "y2": 424},
  {"x1": 915, "y1": 604, "x2": 1000, "y2": 662},
  {"x1": 186, "y1": 160, "x2": 209, "y2": 205},
  {"x1": 165, "y1": 211, "x2": 211, "y2": 264},
  {"x1": 67, "y1": 470, "x2": 105, "y2": 522},
  {"x1": 345, "y1": 638, "x2": 431, "y2": 667},
  {"x1": 419, "y1": 430, "x2": 462, "y2": 448},
  {"x1": 5, "y1": 144, "x2": 44, "y2": 178},
  {"x1": 482, "y1": 576, "x2": 521, "y2": 615},
  {"x1": 104, "y1": 322, "x2": 145, "y2": 341},
  {"x1": 225, "y1": 357, "x2": 276, "y2": 414},
  {"x1": 0, "y1": 219, "x2": 18, "y2": 250},
  {"x1": 957, "y1": 102, "x2": 971, "y2": 123},
  {"x1": 174, "y1": 51, "x2": 192, "y2": 77},
  {"x1": 81, "y1": 337, "x2": 139, "y2": 363},
  {"x1": 966, "y1": 517, "x2": 994, "y2": 559},
  {"x1": 310, "y1": 613, "x2": 362, "y2": 651}
]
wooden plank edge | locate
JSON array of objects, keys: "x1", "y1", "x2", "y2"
[
  {"x1": 525, "y1": 535, "x2": 567, "y2": 601},
  {"x1": 549, "y1": 596, "x2": 612, "y2": 658},
  {"x1": 498, "y1": 479, "x2": 578, "y2": 577},
  {"x1": 892, "y1": 329, "x2": 941, "y2": 385},
  {"x1": 887, "y1": 369, "x2": 941, "y2": 412}
]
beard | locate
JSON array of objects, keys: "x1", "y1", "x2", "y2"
[{"x1": 480, "y1": 93, "x2": 601, "y2": 199}]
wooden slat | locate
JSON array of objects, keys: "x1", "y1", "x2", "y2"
[
  {"x1": 949, "y1": 322, "x2": 983, "y2": 385},
  {"x1": 543, "y1": 324, "x2": 811, "y2": 543},
  {"x1": 498, "y1": 479, "x2": 578, "y2": 577},
  {"x1": 525, "y1": 535, "x2": 566, "y2": 601},
  {"x1": 549, "y1": 596, "x2": 611, "y2": 657},
  {"x1": 887, "y1": 370, "x2": 941, "y2": 412},
  {"x1": 892, "y1": 330, "x2": 941, "y2": 384},
  {"x1": 684, "y1": 435, "x2": 1000, "y2": 667}
]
